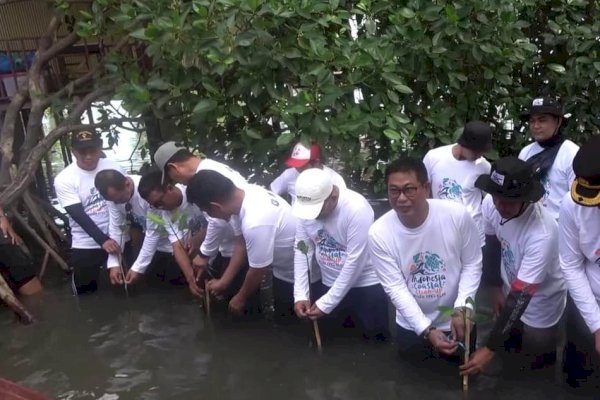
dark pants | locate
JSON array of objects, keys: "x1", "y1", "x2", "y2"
[
  {"x1": 70, "y1": 242, "x2": 135, "y2": 295},
  {"x1": 0, "y1": 243, "x2": 36, "y2": 291},
  {"x1": 314, "y1": 282, "x2": 389, "y2": 340},
  {"x1": 396, "y1": 324, "x2": 477, "y2": 362},
  {"x1": 564, "y1": 295, "x2": 600, "y2": 391},
  {"x1": 272, "y1": 277, "x2": 296, "y2": 320},
  {"x1": 145, "y1": 251, "x2": 185, "y2": 286},
  {"x1": 208, "y1": 253, "x2": 261, "y2": 315}
]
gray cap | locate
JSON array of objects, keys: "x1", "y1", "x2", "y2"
[{"x1": 154, "y1": 141, "x2": 186, "y2": 183}]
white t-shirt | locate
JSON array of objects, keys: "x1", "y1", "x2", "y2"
[
  {"x1": 368, "y1": 200, "x2": 482, "y2": 334},
  {"x1": 194, "y1": 159, "x2": 246, "y2": 257},
  {"x1": 482, "y1": 196, "x2": 566, "y2": 328},
  {"x1": 54, "y1": 158, "x2": 123, "y2": 249},
  {"x1": 559, "y1": 193, "x2": 600, "y2": 334},
  {"x1": 294, "y1": 189, "x2": 380, "y2": 314},
  {"x1": 230, "y1": 184, "x2": 297, "y2": 283},
  {"x1": 270, "y1": 166, "x2": 346, "y2": 204},
  {"x1": 106, "y1": 175, "x2": 172, "y2": 273},
  {"x1": 423, "y1": 144, "x2": 491, "y2": 246},
  {"x1": 518, "y1": 139, "x2": 579, "y2": 220}
]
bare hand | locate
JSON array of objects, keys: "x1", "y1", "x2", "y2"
[
  {"x1": 493, "y1": 286, "x2": 505, "y2": 317},
  {"x1": 594, "y1": 329, "x2": 600, "y2": 357},
  {"x1": 428, "y1": 329, "x2": 458, "y2": 355},
  {"x1": 102, "y1": 239, "x2": 121, "y2": 254},
  {"x1": 460, "y1": 347, "x2": 495, "y2": 375},
  {"x1": 109, "y1": 267, "x2": 124, "y2": 285},
  {"x1": 125, "y1": 270, "x2": 143, "y2": 285},
  {"x1": 306, "y1": 304, "x2": 325, "y2": 320},
  {"x1": 192, "y1": 255, "x2": 208, "y2": 281},
  {"x1": 294, "y1": 300, "x2": 311, "y2": 319},
  {"x1": 187, "y1": 278, "x2": 204, "y2": 298},
  {"x1": 207, "y1": 278, "x2": 229, "y2": 296},
  {"x1": 451, "y1": 308, "x2": 473, "y2": 343},
  {"x1": 0, "y1": 217, "x2": 22, "y2": 245},
  {"x1": 229, "y1": 293, "x2": 246, "y2": 315}
]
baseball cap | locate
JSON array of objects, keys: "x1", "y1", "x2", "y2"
[
  {"x1": 571, "y1": 135, "x2": 600, "y2": 207},
  {"x1": 457, "y1": 121, "x2": 492, "y2": 152},
  {"x1": 292, "y1": 168, "x2": 333, "y2": 220},
  {"x1": 153, "y1": 141, "x2": 186, "y2": 183},
  {"x1": 285, "y1": 142, "x2": 322, "y2": 168},
  {"x1": 71, "y1": 130, "x2": 102, "y2": 150},
  {"x1": 520, "y1": 96, "x2": 564, "y2": 119}
]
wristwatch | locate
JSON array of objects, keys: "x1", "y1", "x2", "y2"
[{"x1": 422, "y1": 325, "x2": 436, "y2": 340}]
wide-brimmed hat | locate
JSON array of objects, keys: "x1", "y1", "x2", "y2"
[
  {"x1": 475, "y1": 156, "x2": 545, "y2": 202},
  {"x1": 285, "y1": 142, "x2": 322, "y2": 168},
  {"x1": 71, "y1": 130, "x2": 102, "y2": 150},
  {"x1": 571, "y1": 135, "x2": 600, "y2": 207},
  {"x1": 292, "y1": 168, "x2": 333, "y2": 219},
  {"x1": 457, "y1": 121, "x2": 492, "y2": 152},
  {"x1": 520, "y1": 96, "x2": 564, "y2": 120}
]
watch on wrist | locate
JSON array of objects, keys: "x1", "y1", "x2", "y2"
[{"x1": 422, "y1": 326, "x2": 436, "y2": 340}]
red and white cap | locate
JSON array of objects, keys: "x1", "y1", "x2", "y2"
[{"x1": 285, "y1": 142, "x2": 322, "y2": 168}]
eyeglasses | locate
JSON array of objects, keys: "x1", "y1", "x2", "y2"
[{"x1": 388, "y1": 184, "x2": 422, "y2": 199}]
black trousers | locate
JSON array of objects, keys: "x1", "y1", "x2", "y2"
[{"x1": 0, "y1": 243, "x2": 36, "y2": 291}]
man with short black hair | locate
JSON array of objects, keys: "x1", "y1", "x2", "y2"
[
  {"x1": 95, "y1": 169, "x2": 185, "y2": 289},
  {"x1": 559, "y1": 135, "x2": 600, "y2": 390},
  {"x1": 461, "y1": 157, "x2": 567, "y2": 377},
  {"x1": 518, "y1": 96, "x2": 579, "y2": 219},
  {"x1": 187, "y1": 170, "x2": 296, "y2": 317},
  {"x1": 54, "y1": 131, "x2": 123, "y2": 294},
  {"x1": 423, "y1": 121, "x2": 492, "y2": 245},
  {"x1": 369, "y1": 158, "x2": 482, "y2": 362}
]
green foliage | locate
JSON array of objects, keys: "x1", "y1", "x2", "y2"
[{"x1": 74, "y1": 0, "x2": 600, "y2": 193}]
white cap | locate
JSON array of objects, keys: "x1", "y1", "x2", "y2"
[{"x1": 292, "y1": 168, "x2": 333, "y2": 220}]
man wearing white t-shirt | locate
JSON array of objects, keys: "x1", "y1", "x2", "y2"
[
  {"x1": 423, "y1": 121, "x2": 492, "y2": 246},
  {"x1": 186, "y1": 170, "x2": 297, "y2": 317},
  {"x1": 95, "y1": 170, "x2": 185, "y2": 290},
  {"x1": 270, "y1": 142, "x2": 346, "y2": 204},
  {"x1": 54, "y1": 131, "x2": 124, "y2": 294},
  {"x1": 369, "y1": 158, "x2": 482, "y2": 360},
  {"x1": 292, "y1": 168, "x2": 388, "y2": 340},
  {"x1": 152, "y1": 142, "x2": 249, "y2": 297},
  {"x1": 461, "y1": 157, "x2": 567, "y2": 377},
  {"x1": 518, "y1": 96, "x2": 579, "y2": 220},
  {"x1": 559, "y1": 136, "x2": 600, "y2": 390}
]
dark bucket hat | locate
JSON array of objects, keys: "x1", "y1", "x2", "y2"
[
  {"x1": 571, "y1": 135, "x2": 600, "y2": 207},
  {"x1": 475, "y1": 156, "x2": 545, "y2": 202},
  {"x1": 457, "y1": 121, "x2": 493, "y2": 153}
]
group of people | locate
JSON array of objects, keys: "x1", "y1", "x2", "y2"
[{"x1": 1, "y1": 95, "x2": 599, "y2": 389}]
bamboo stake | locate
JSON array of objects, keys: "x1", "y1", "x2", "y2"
[
  {"x1": 313, "y1": 320, "x2": 323, "y2": 354},
  {"x1": 204, "y1": 280, "x2": 211, "y2": 316},
  {"x1": 463, "y1": 311, "x2": 471, "y2": 392},
  {"x1": 38, "y1": 251, "x2": 50, "y2": 280},
  {"x1": 0, "y1": 273, "x2": 34, "y2": 324},
  {"x1": 117, "y1": 253, "x2": 129, "y2": 297}
]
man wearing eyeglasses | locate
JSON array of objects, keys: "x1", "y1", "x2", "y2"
[
  {"x1": 368, "y1": 158, "x2": 482, "y2": 363},
  {"x1": 292, "y1": 168, "x2": 388, "y2": 340},
  {"x1": 95, "y1": 169, "x2": 185, "y2": 290},
  {"x1": 559, "y1": 136, "x2": 600, "y2": 391}
]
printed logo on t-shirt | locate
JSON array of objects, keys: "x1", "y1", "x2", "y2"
[
  {"x1": 438, "y1": 178, "x2": 463, "y2": 201},
  {"x1": 84, "y1": 188, "x2": 106, "y2": 215},
  {"x1": 408, "y1": 251, "x2": 447, "y2": 299},
  {"x1": 540, "y1": 176, "x2": 551, "y2": 205},
  {"x1": 595, "y1": 248, "x2": 600, "y2": 267},
  {"x1": 315, "y1": 229, "x2": 346, "y2": 269},
  {"x1": 500, "y1": 237, "x2": 517, "y2": 283}
]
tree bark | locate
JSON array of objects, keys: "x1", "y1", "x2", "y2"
[{"x1": 0, "y1": 273, "x2": 34, "y2": 324}]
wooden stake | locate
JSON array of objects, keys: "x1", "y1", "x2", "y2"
[
  {"x1": 313, "y1": 320, "x2": 322, "y2": 354},
  {"x1": 38, "y1": 251, "x2": 50, "y2": 280},
  {"x1": 463, "y1": 312, "x2": 471, "y2": 392},
  {"x1": 0, "y1": 273, "x2": 34, "y2": 324},
  {"x1": 204, "y1": 280, "x2": 211, "y2": 316}
]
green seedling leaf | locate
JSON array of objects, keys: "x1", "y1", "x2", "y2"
[
  {"x1": 148, "y1": 213, "x2": 166, "y2": 226},
  {"x1": 297, "y1": 240, "x2": 309, "y2": 255}
]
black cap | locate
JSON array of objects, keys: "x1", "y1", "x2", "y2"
[
  {"x1": 457, "y1": 121, "x2": 493, "y2": 152},
  {"x1": 520, "y1": 96, "x2": 563, "y2": 119},
  {"x1": 571, "y1": 135, "x2": 600, "y2": 207},
  {"x1": 475, "y1": 156, "x2": 545, "y2": 202},
  {"x1": 71, "y1": 130, "x2": 102, "y2": 150}
]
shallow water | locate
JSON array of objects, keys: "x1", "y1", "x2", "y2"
[{"x1": 0, "y1": 276, "x2": 586, "y2": 400}]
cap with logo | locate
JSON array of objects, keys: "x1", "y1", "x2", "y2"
[
  {"x1": 520, "y1": 96, "x2": 564, "y2": 119},
  {"x1": 153, "y1": 141, "x2": 186, "y2": 183},
  {"x1": 71, "y1": 130, "x2": 102, "y2": 150},
  {"x1": 571, "y1": 135, "x2": 600, "y2": 207},
  {"x1": 292, "y1": 168, "x2": 333, "y2": 220},
  {"x1": 475, "y1": 156, "x2": 545, "y2": 202},
  {"x1": 457, "y1": 120, "x2": 493, "y2": 153},
  {"x1": 285, "y1": 142, "x2": 322, "y2": 168}
]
